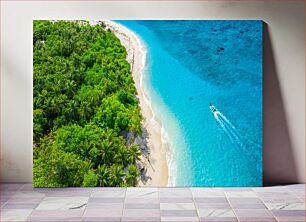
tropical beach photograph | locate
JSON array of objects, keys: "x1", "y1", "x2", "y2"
[{"x1": 33, "y1": 20, "x2": 262, "y2": 187}]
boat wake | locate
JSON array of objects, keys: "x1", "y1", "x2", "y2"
[
  {"x1": 210, "y1": 103, "x2": 262, "y2": 179},
  {"x1": 210, "y1": 104, "x2": 261, "y2": 156}
]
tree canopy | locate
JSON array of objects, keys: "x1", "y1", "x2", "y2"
[{"x1": 33, "y1": 20, "x2": 142, "y2": 187}]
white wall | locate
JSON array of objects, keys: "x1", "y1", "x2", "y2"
[{"x1": 1, "y1": 1, "x2": 305, "y2": 184}]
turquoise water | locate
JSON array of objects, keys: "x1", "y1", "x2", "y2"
[{"x1": 117, "y1": 20, "x2": 262, "y2": 187}]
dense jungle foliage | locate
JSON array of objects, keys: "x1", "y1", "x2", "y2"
[{"x1": 33, "y1": 20, "x2": 142, "y2": 187}]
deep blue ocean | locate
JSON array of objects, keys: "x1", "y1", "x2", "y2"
[{"x1": 117, "y1": 20, "x2": 262, "y2": 187}]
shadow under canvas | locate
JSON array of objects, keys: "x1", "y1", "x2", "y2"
[{"x1": 262, "y1": 22, "x2": 298, "y2": 186}]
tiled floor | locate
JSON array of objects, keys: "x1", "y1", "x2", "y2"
[{"x1": 0, "y1": 184, "x2": 304, "y2": 222}]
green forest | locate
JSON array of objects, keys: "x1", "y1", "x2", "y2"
[{"x1": 33, "y1": 20, "x2": 143, "y2": 187}]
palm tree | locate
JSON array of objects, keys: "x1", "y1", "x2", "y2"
[
  {"x1": 97, "y1": 165, "x2": 110, "y2": 187},
  {"x1": 100, "y1": 138, "x2": 114, "y2": 165},
  {"x1": 126, "y1": 165, "x2": 139, "y2": 187},
  {"x1": 127, "y1": 144, "x2": 141, "y2": 164},
  {"x1": 109, "y1": 164, "x2": 125, "y2": 186},
  {"x1": 114, "y1": 147, "x2": 128, "y2": 166}
]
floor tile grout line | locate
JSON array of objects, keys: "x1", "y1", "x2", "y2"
[
  {"x1": 21, "y1": 208, "x2": 35, "y2": 221},
  {"x1": 120, "y1": 187, "x2": 127, "y2": 222},
  {"x1": 80, "y1": 188, "x2": 93, "y2": 222},
  {"x1": 190, "y1": 187, "x2": 201, "y2": 221},
  {"x1": 0, "y1": 195, "x2": 10, "y2": 208},
  {"x1": 255, "y1": 189, "x2": 280, "y2": 222},
  {"x1": 19, "y1": 187, "x2": 47, "y2": 221},
  {"x1": 288, "y1": 188, "x2": 305, "y2": 202},
  {"x1": 224, "y1": 189, "x2": 240, "y2": 222}
]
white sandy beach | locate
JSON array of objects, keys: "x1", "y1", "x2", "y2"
[{"x1": 102, "y1": 21, "x2": 169, "y2": 186}]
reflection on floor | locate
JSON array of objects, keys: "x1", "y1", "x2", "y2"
[{"x1": 0, "y1": 184, "x2": 305, "y2": 222}]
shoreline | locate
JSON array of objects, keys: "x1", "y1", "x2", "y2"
[{"x1": 102, "y1": 21, "x2": 169, "y2": 187}]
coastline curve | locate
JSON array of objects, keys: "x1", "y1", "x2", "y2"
[{"x1": 102, "y1": 20, "x2": 171, "y2": 187}]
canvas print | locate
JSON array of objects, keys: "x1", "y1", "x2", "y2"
[{"x1": 33, "y1": 20, "x2": 262, "y2": 187}]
